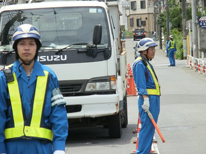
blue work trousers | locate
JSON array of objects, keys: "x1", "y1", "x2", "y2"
[
  {"x1": 136, "y1": 95, "x2": 160, "y2": 154},
  {"x1": 168, "y1": 50, "x2": 175, "y2": 66},
  {"x1": 5, "y1": 139, "x2": 53, "y2": 154}
]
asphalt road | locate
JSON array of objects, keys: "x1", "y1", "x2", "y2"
[
  {"x1": 128, "y1": 38, "x2": 206, "y2": 154},
  {"x1": 65, "y1": 38, "x2": 206, "y2": 154}
]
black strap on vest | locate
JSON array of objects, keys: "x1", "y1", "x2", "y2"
[
  {"x1": 3, "y1": 68, "x2": 14, "y2": 83},
  {"x1": 140, "y1": 55, "x2": 147, "y2": 67}
]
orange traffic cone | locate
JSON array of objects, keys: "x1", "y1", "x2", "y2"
[
  {"x1": 150, "y1": 136, "x2": 158, "y2": 154},
  {"x1": 126, "y1": 64, "x2": 137, "y2": 96},
  {"x1": 128, "y1": 74, "x2": 137, "y2": 96},
  {"x1": 134, "y1": 114, "x2": 141, "y2": 152},
  {"x1": 131, "y1": 114, "x2": 158, "y2": 154},
  {"x1": 131, "y1": 114, "x2": 141, "y2": 154}
]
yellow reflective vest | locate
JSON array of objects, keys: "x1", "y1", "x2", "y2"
[
  {"x1": 4, "y1": 70, "x2": 53, "y2": 141},
  {"x1": 168, "y1": 40, "x2": 175, "y2": 50},
  {"x1": 135, "y1": 57, "x2": 161, "y2": 96}
]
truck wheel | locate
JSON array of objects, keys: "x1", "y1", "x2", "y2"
[
  {"x1": 108, "y1": 113, "x2": 122, "y2": 138},
  {"x1": 122, "y1": 95, "x2": 128, "y2": 128}
]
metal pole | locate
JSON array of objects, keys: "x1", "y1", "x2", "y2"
[
  {"x1": 192, "y1": 0, "x2": 198, "y2": 68},
  {"x1": 182, "y1": 0, "x2": 187, "y2": 59},
  {"x1": 166, "y1": 0, "x2": 169, "y2": 42},
  {"x1": 154, "y1": 0, "x2": 158, "y2": 33},
  {"x1": 159, "y1": 27, "x2": 162, "y2": 49},
  {"x1": 189, "y1": 22, "x2": 192, "y2": 56},
  {"x1": 159, "y1": 1, "x2": 162, "y2": 49}
]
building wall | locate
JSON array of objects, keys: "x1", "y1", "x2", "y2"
[{"x1": 127, "y1": 0, "x2": 155, "y2": 36}]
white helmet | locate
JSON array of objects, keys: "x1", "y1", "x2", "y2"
[
  {"x1": 12, "y1": 24, "x2": 42, "y2": 49},
  {"x1": 12, "y1": 24, "x2": 42, "y2": 61},
  {"x1": 169, "y1": 35, "x2": 173, "y2": 39},
  {"x1": 137, "y1": 38, "x2": 158, "y2": 52}
]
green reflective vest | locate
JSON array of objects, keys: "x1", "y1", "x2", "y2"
[{"x1": 4, "y1": 70, "x2": 53, "y2": 141}]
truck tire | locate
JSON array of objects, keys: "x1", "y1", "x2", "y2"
[
  {"x1": 108, "y1": 112, "x2": 122, "y2": 138},
  {"x1": 122, "y1": 95, "x2": 128, "y2": 128}
]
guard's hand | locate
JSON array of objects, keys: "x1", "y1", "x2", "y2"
[
  {"x1": 142, "y1": 97, "x2": 150, "y2": 112},
  {"x1": 53, "y1": 150, "x2": 65, "y2": 154}
]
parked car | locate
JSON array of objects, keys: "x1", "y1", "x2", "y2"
[
  {"x1": 134, "y1": 42, "x2": 140, "y2": 59},
  {"x1": 133, "y1": 28, "x2": 146, "y2": 40}
]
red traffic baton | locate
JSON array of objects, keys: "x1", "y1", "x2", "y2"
[{"x1": 146, "y1": 110, "x2": 166, "y2": 143}]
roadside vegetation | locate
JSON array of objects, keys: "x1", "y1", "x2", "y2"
[{"x1": 157, "y1": 0, "x2": 206, "y2": 59}]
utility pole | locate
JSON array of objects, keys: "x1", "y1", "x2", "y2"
[
  {"x1": 166, "y1": 0, "x2": 169, "y2": 43},
  {"x1": 182, "y1": 0, "x2": 187, "y2": 59},
  {"x1": 154, "y1": 0, "x2": 157, "y2": 33},
  {"x1": 192, "y1": 0, "x2": 197, "y2": 67},
  {"x1": 159, "y1": 1, "x2": 162, "y2": 49}
]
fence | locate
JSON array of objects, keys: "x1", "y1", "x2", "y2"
[{"x1": 187, "y1": 55, "x2": 206, "y2": 75}]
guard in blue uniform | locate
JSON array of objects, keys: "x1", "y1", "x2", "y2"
[
  {"x1": 133, "y1": 38, "x2": 161, "y2": 154},
  {"x1": 166, "y1": 35, "x2": 176, "y2": 66},
  {"x1": 0, "y1": 24, "x2": 68, "y2": 154}
]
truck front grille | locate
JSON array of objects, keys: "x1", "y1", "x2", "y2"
[{"x1": 60, "y1": 84, "x2": 82, "y2": 93}]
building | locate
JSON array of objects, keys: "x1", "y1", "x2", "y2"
[{"x1": 126, "y1": 0, "x2": 155, "y2": 36}]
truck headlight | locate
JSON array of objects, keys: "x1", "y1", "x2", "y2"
[{"x1": 85, "y1": 76, "x2": 116, "y2": 92}]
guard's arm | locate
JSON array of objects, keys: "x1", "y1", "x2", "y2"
[
  {"x1": 133, "y1": 61, "x2": 148, "y2": 96},
  {"x1": 0, "y1": 72, "x2": 8, "y2": 153},
  {"x1": 133, "y1": 61, "x2": 150, "y2": 111},
  {"x1": 49, "y1": 74, "x2": 68, "y2": 152}
]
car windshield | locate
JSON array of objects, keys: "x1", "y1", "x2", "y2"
[
  {"x1": 0, "y1": 7, "x2": 110, "y2": 52},
  {"x1": 134, "y1": 29, "x2": 144, "y2": 32}
]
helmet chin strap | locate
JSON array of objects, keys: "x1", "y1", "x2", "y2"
[
  {"x1": 142, "y1": 49, "x2": 150, "y2": 61},
  {"x1": 144, "y1": 49, "x2": 153, "y2": 61},
  {"x1": 19, "y1": 56, "x2": 34, "y2": 65}
]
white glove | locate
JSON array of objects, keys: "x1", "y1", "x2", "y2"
[
  {"x1": 142, "y1": 97, "x2": 150, "y2": 112},
  {"x1": 53, "y1": 150, "x2": 65, "y2": 154}
]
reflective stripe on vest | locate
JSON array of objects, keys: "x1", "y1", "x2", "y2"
[
  {"x1": 5, "y1": 71, "x2": 53, "y2": 141},
  {"x1": 135, "y1": 57, "x2": 161, "y2": 95},
  {"x1": 168, "y1": 40, "x2": 175, "y2": 50}
]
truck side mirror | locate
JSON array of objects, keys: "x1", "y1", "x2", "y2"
[
  {"x1": 93, "y1": 24, "x2": 102, "y2": 45},
  {"x1": 0, "y1": 53, "x2": 7, "y2": 65}
]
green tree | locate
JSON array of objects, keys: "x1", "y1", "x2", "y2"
[{"x1": 157, "y1": 0, "x2": 193, "y2": 59}]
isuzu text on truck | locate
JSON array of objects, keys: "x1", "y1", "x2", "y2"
[{"x1": 0, "y1": 0, "x2": 128, "y2": 138}]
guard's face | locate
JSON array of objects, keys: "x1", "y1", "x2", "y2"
[
  {"x1": 17, "y1": 38, "x2": 37, "y2": 64},
  {"x1": 147, "y1": 46, "x2": 156, "y2": 60}
]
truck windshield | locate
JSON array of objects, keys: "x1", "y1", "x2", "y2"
[{"x1": 0, "y1": 7, "x2": 110, "y2": 51}]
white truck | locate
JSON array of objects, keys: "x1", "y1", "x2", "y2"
[{"x1": 0, "y1": 0, "x2": 128, "y2": 138}]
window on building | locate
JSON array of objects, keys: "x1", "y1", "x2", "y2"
[
  {"x1": 142, "y1": 21, "x2": 146, "y2": 26},
  {"x1": 140, "y1": 0, "x2": 146, "y2": 9},
  {"x1": 136, "y1": 18, "x2": 141, "y2": 27},
  {"x1": 131, "y1": 1, "x2": 136, "y2": 10},
  {"x1": 130, "y1": 18, "x2": 134, "y2": 27}
]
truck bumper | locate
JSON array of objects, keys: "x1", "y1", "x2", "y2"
[{"x1": 64, "y1": 94, "x2": 119, "y2": 119}]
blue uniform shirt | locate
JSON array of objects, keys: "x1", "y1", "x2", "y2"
[
  {"x1": 0, "y1": 60, "x2": 68, "y2": 153},
  {"x1": 133, "y1": 56, "x2": 157, "y2": 96}
]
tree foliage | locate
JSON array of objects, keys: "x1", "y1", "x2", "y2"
[{"x1": 156, "y1": 0, "x2": 193, "y2": 59}]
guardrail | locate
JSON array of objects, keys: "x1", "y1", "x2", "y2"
[{"x1": 187, "y1": 55, "x2": 206, "y2": 75}]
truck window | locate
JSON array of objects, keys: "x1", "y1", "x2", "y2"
[{"x1": 0, "y1": 7, "x2": 111, "y2": 53}]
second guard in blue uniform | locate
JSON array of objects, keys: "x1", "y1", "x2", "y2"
[
  {"x1": 133, "y1": 38, "x2": 161, "y2": 154},
  {"x1": 166, "y1": 35, "x2": 176, "y2": 66}
]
